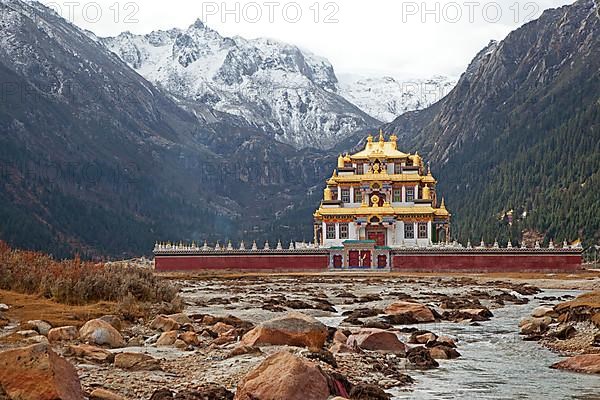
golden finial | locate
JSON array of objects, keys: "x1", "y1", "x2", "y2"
[
  {"x1": 422, "y1": 184, "x2": 431, "y2": 200},
  {"x1": 367, "y1": 134, "x2": 373, "y2": 145},
  {"x1": 343, "y1": 152, "x2": 351, "y2": 162},
  {"x1": 337, "y1": 154, "x2": 345, "y2": 168},
  {"x1": 323, "y1": 186, "x2": 333, "y2": 201},
  {"x1": 379, "y1": 129, "x2": 385, "y2": 143},
  {"x1": 440, "y1": 197, "x2": 447, "y2": 210}
]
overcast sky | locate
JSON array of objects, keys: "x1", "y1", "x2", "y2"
[{"x1": 38, "y1": 0, "x2": 575, "y2": 78}]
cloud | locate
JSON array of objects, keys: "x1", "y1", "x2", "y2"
[{"x1": 38, "y1": 0, "x2": 575, "y2": 78}]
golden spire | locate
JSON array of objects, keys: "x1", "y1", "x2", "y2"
[
  {"x1": 343, "y1": 152, "x2": 351, "y2": 163},
  {"x1": 367, "y1": 134, "x2": 373, "y2": 145},
  {"x1": 337, "y1": 154, "x2": 345, "y2": 168},
  {"x1": 379, "y1": 129, "x2": 385, "y2": 142},
  {"x1": 440, "y1": 197, "x2": 447, "y2": 210},
  {"x1": 422, "y1": 184, "x2": 431, "y2": 200},
  {"x1": 389, "y1": 134, "x2": 398, "y2": 149},
  {"x1": 323, "y1": 186, "x2": 333, "y2": 201}
]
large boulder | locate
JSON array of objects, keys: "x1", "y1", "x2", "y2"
[
  {"x1": 551, "y1": 354, "x2": 600, "y2": 374},
  {"x1": 346, "y1": 329, "x2": 406, "y2": 354},
  {"x1": 241, "y1": 312, "x2": 328, "y2": 350},
  {"x1": 150, "y1": 315, "x2": 180, "y2": 332},
  {"x1": 384, "y1": 301, "x2": 435, "y2": 323},
  {"x1": 64, "y1": 344, "x2": 115, "y2": 364},
  {"x1": 114, "y1": 352, "x2": 162, "y2": 371},
  {"x1": 47, "y1": 326, "x2": 79, "y2": 342},
  {"x1": 0, "y1": 343, "x2": 84, "y2": 400},
  {"x1": 234, "y1": 351, "x2": 330, "y2": 400},
  {"x1": 80, "y1": 319, "x2": 125, "y2": 348}
]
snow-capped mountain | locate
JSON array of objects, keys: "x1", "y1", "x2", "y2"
[
  {"x1": 337, "y1": 75, "x2": 457, "y2": 122},
  {"x1": 102, "y1": 20, "x2": 380, "y2": 149}
]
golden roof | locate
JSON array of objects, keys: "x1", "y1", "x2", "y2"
[
  {"x1": 351, "y1": 131, "x2": 409, "y2": 160},
  {"x1": 315, "y1": 204, "x2": 448, "y2": 217}
]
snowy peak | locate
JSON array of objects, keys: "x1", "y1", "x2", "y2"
[
  {"x1": 337, "y1": 74, "x2": 457, "y2": 122},
  {"x1": 102, "y1": 20, "x2": 378, "y2": 149}
]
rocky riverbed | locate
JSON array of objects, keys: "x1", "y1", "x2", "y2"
[{"x1": 0, "y1": 273, "x2": 599, "y2": 399}]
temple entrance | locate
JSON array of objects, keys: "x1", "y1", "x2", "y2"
[
  {"x1": 349, "y1": 250, "x2": 371, "y2": 268},
  {"x1": 366, "y1": 226, "x2": 386, "y2": 246}
]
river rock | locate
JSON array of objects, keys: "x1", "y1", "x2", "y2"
[
  {"x1": 330, "y1": 342, "x2": 358, "y2": 354},
  {"x1": 16, "y1": 330, "x2": 39, "y2": 338},
  {"x1": 347, "y1": 329, "x2": 406, "y2": 354},
  {"x1": 384, "y1": 301, "x2": 435, "y2": 323},
  {"x1": 80, "y1": 319, "x2": 125, "y2": 348},
  {"x1": 179, "y1": 331, "x2": 201, "y2": 346},
  {"x1": 551, "y1": 354, "x2": 600, "y2": 374},
  {"x1": 90, "y1": 388, "x2": 127, "y2": 400},
  {"x1": 226, "y1": 345, "x2": 263, "y2": 358},
  {"x1": 428, "y1": 345, "x2": 461, "y2": 360},
  {"x1": 241, "y1": 312, "x2": 328, "y2": 350},
  {"x1": 0, "y1": 343, "x2": 84, "y2": 400},
  {"x1": 234, "y1": 351, "x2": 330, "y2": 400},
  {"x1": 407, "y1": 346, "x2": 439, "y2": 369},
  {"x1": 156, "y1": 331, "x2": 178, "y2": 346},
  {"x1": 114, "y1": 352, "x2": 162, "y2": 371},
  {"x1": 348, "y1": 384, "x2": 391, "y2": 400},
  {"x1": 531, "y1": 306, "x2": 556, "y2": 318},
  {"x1": 27, "y1": 320, "x2": 52, "y2": 336},
  {"x1": 334, "y1": 330, "x2": 348, "y2": 343},
  {"x1": 409, "y1": 330, "x2": 437, "y2": 345},
  {"x1": 212, "y1": 322, "x2": 235, "y2": 335},
  {"x1": 64, "y1": 344, "x2": 115, "y2": 364},
  {"x1": 150, "y1": 315, "x2": 181, "y2": 332},
  {"x1": 0, "y1": 304, "x2": 8, "y2": 312},
  {"x1": 47, "y1": 326, "x2": 79, "y2": 342},
  {"x1": 519, "y1": 316, "x2": 551, "y2": 335},
  {"x1": 167, "y1": 313, "x2": 192, "y2": 325},
  {"x1": 98, "y1": 315, "x2": 123, "y2": 331}
]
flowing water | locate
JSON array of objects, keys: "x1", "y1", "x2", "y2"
[{"x1": 387, "y1": 290, "x2": 600, "y2": 400}]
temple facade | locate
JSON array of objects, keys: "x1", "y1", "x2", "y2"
[
  {"x1": 153, "y1": 131, "x2": 583, "y2": 273},
  {"x1": 313, "y1": 131, "x2": 450, "y2": 250}
]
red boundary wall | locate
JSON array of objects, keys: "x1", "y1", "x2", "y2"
[
  {"x1": 392, "y1": 253, "x2": 582, "y2": 272},
  {"x1": 155, "y1": 254, "x2": 329, "y2": 272},
  {"x1": 154, "y1": 250, "x2": 582, "y2": 273}
]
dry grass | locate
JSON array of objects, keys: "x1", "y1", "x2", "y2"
[
  {"x1": 0, "y1": 289, "x2": 115, "y2": 328},
  {"x1": 0, "y1": 241, "x2": 179, "y2": 306}
]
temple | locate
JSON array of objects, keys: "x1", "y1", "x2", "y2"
[
  {"x1": 314, "y1": 131, "x2": 450, "y2": 248},
  {"x1": 153, "y1": 131, "x2": 583, "y2": 273}
]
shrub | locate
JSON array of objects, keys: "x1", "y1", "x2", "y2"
[{"x1": 0, "y1": 241, "x2": 178, "y2": 306}]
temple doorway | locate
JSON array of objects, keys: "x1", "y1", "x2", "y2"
[{"x1": 366, "y1": 226, "x2": 386, "y2": 246}]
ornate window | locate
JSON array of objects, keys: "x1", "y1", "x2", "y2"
[
  {"x1": 326, "y1": 224, "x2": 336, "y2": 239},
  {"x1": 418, "y1": 222, "x2": 428, "y2": 239},
  {"x1": 341, "y1": 188, "x2": 350, "y2": 203},
  {"x1": 406, "y1": 188, "x2": 415, "y2": 202},
  {"x1": 393, "y1": 189, "x2": 402, "y2": 202},
  {"x1": 355, "y1": 190, "x2": 363, "y2": 204},
  {"x1": 356, "y1": 164, "x2": 363, "y2": 175},
  {"x1": 404, "y1": 223, "x2": 415, "y2": 239},
  {"x1": 339, "y1": 223, "x2": 349, "y2": 239},
  {"x1": 394, "y1": 163, "x2": 402, "y2": 174}
]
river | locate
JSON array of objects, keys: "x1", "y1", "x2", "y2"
[{"x1": 388, "y1": 290, "x2": 600, "y2": 399}]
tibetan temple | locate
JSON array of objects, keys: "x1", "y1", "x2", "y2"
[{"x1": 154, "y1": 132, "x2": 583, "y2": 273}]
